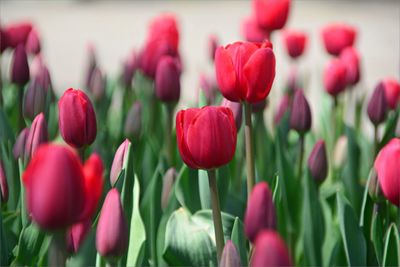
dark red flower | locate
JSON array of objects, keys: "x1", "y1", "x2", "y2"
[
  {"x1": 11, "y1": 44, "x2": 30, "y2": 86},
  {"x1": 253, "y1": 0, "x2": 291, "y2": 31},
  {"x1": 339, "y1": 47, "x2": 361, "y2": 86},
  {"x1": 321, "y1": 23, "x2": 356, "y2": 56},
  {"x1": 4, "y1": 21, "x2": 32, "y2": 48},
  {"x1": 155, "y1": 55, "x2": 181, "y2": 102},
  {"x1": 323, "y1": 58, "x2": 347, "y2": 97},
  {"x1": 282, "y1": 30, "x2": 307, "y2": 59}
]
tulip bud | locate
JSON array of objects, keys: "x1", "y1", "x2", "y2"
[
  {"x1": 124, "y1": 102, "x2": 142, "y2": 140},
  {"x1": 220, "y1": 240, "x2": 241, "y2": 267},
  {"x1": 274, "y1": 93, "x2": 290, "y2": 125},
  {"x1": 85, "y1": 44, "x2": 97, "y2": 90},
  {"x1": 121, "y1": 50, "x2": 138, "y2": 89},
  {"x1": 374, "y1": 138, "x2": 400, "y2": 207},
  {"x1": 58, "y1": 88, "x2": 97, "y2": 148},
  {"x1": 25, "y1": 27, "x2": 41, "y2": 54},
  {"x1": 308, "y1": 140, "x2": 328, "y2": 183},
  {"x1": 176, "y1": 106, "x2": 237, "y2": 170},
  {"x1": 161, "y1": 168, "x2": 177, "y2": 210},
  {"x1": 367, "y1": 83, "x2": 388, "y2": 126},
  {"x1": 208, "y1": 34, "x2": 218, "y2": 61},
  {"x1": 251, "y1": 230, "x2": 292, "y2": 267},
  {"x1": 11, "y1": 44, "x2": 30, "y2": 86},
  {"x1": 155, "y1": 55, "x2": 181, "y2": 103},
  {"x1": 89, "y1": 67, "x2": 106, "y2": 102},
  {"x1": 282, "y1": 30, "x2": 307, "y2": 59},
  {"x1": 381, "y1": 78, "x2": 400, "y2": 110},
  {"x1": 13, "y1": 127, "x2": 30, "y2": 159},
  {"x1": 323, "y1": 58, "x2": 347, "y2": 97},
  {"x1": 96, "y1": 188, "x2": 129, "y2": 258},
  {"x1": 23, "y1": 78, "x2": 46, "y2": 120},
  {"x1": 0, "y1": 160, "x2": 9, "y2": 203},
  {"x1": 66, "y1": 220, "x2": 91, "y2": 254},
  {"x1": 244, "y1": 182, "x2": 276, "y2": 243},
  {"x1": 23, "y1": 144, "x2": 86, "y2": 230},
  {"x1": 289, "y1": 89, "x2": 312, "y2": 134},
  {"x1": 253, "y1": 0, "x2": 291, "y2": 31},
  {"x1": 25, "y1": 113, "x2": 48, "y2": 160},
  {"x1": 198, "y1": 74, "x2": 218, "y2": 105},
  {"x1": 4, "y1": 22, "x2": 32, "y2": 48},
  {"x1": 339, "y1": 47, "x2": 360, "y2": 86},
  {"x1": 241, "y1": 15, "x2": 270, "y2": 43},
  {"x1": 333, "y1": 135, "x2": 348, "y2": 169},
  {"x1": 110, "y1": 139, "x2": 130, "y2": 187},
  {"x1": 221, "y1": 98, "x2": 243, "y2": 131}
]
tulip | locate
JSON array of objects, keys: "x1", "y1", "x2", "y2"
[
  {"x1": 208, "y1": 34, "x2": 218, "y2": 61},
  {"x1": 66, "y1": 220, "x2": 91, "y2": 254},
  {"x1": 282, "y1": 30, "x2": 307, "y2": 59},
  {"x1": 0, "y1": 160, "x2": 8, "y2": 203},
  {"x1": 23, "y1": 78, "x2": 46, "y2": 120},
  {"x1": 23, "y1": 144, "x2": 86, "y2": 229},
  {"x1": 215, "y1": 41, "x2": 276, "y2": 103},
  {"x1": 176, "y1": 106, "x2": 237, "y2": 170},
  {"x1": 121, "y1": 50, "x2": 138, "y2": 89},
  {"x1": 321, "y1": 23, "x2": 356, "y2": 56},
  {"x1": 367, "y1": 83, "x2": 388, "y2": 126},
  {"x1": 4, "y1": 21, "x2": 32, "y2": 48},
  {"x1": 96, "y1": 188, "x2": 129, "y2": 258},
  {"x1": 323, "y1": 58, "x2": 347, "y2": 97},
  {"x1": 241, "y1": 15, "x2": 270, "y2": 43},
  {"x1": 289, "y1": 89, "x2": 312, "y2": 134},
  {"x1": 220, "y1": 240, "x2": 241, "y2": 267},
  {"x1": 244, "y1": 182, "x2": 276, "y2": 243},
  {"x1": 253, "y1": 0, "x2": 291, "y2": 31},
  {"x1": 198, "y1": 73, "x2": 218, "y2": 105},
  {"x1": 25, "y1": 27, "x2": 41, "y2": 54},
  {"x1": 374, "y1": 138, "x2": 400, "y2": 207},
  {"x1": 110, "y1": 139, "x2": 130, "y2": 187},
  {"x1": 58, "y1": 88, "x2": 97, "y2": 148},
  {"x1": 25, "y1": 113, "x2": 48, "y2": 160},
  {"x1": 308, "y1": 140, "x2": 328, "y2": 183},
  {"x1": 161, "y1": 167, "x2": 177, "y2": 210},
  {"x1": 155, "y1": 55, "x2": 181, "y2": 103},
  {"x1": 11, "y1": 44, "x2": 30, "y2": 86},
  {"x1": 274, "y1": 93, "x2": 290, "y2": 125},
  {"x1": 85, "y1": 44, "x2": 97, "y2": 90},
  {"x1": 124, "y1": 102, "x2": 142, "y2": 140},
  {"x1": 333, "y1": 135, "x2": 348, "y2": 169},
  {"x1": 251, "y1": 230, "x2": 292, "y2": 267},
  {"x1": 221, "y1": 98, "x2": 243, "y2": 130},
  {"x1": 89, "y1": 67, "x2": 106, "y2": 102},
  {"x1": 13, "y1": 127, "x2": 30, "y2": 160},
  {"x1": 31, "y1": 55, "x2": 52, "y2": 92},
  {"x1": 339, "y1": 47, "x2": 360, "y2": 86},
  {"x1": 251, "y1": 99, "x2": 268, "y2": 113},
  {"x1": 381, "y1": 78, "x2": 400, "y2": 110}
]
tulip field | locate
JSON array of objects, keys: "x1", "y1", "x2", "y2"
[{"x1": 1, "y1": 0, "x2": 400, "y2": 266}]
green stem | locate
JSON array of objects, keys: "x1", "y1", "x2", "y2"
[
  {"x1": 165, "y1": 104, "x2": 174, "y2": 166},
  {"x1": 18, "y1": 85, "x2": 25, "y2": 131},
  {"x1": 297, "y1": 134, "x2": 305, "y2": 179},
  {"x1": 332, "y1": 96, "x2": 338, "y2": 143},
  {"x1": 49, "y1": 231, "x2": 67, "y2": 267},
  {"x1": 207, "y1": 169, "x2": 224, "y2": 263},
  {"x1": 244, "y1": 102, "x2": 255, "y2": 200},
  {"x1": 78, "y1": 147, "x2": 86, "y2": 162},
  {"x1": 373, "y1": 125, "x2": 379, "y2": 156}
]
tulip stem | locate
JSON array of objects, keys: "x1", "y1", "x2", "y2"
[
  {"x1": 297, "y1": 134, "x2": 305, "y2": 179},
  {"x1": 207, "y1": 169, "x2": 224, "y2": 263},
  {"x1": 17, "y1": 85, "x2": 25, "y2": 131},
  {"x1": 78, "y1": 147, "x2": 85, "y2": 162},
  {"x1": 244, "y1": 102, "x2": 255, "y2": 200},
  {"x1": 49, "y1": 231, "x2": 67, "y2": 267},
  {"x1": 165, "y1": 104, "x2": 174, "y2": 166},
  {"x1": 373, "y1": 125, "x2": 379, "y2": 156}
]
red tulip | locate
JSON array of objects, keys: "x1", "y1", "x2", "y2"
[
  {"x1": 11, "y1": 44, "x2": 30, "y2": 86},
  {"x1": 244, "y1": 182, "x2": 276, "y2": 243},
  {"x1": 339, "y1": 47, "x2": 361, "y2": 86},
  {"x1": 0, "y1": 160, "x2": 8, "y2": 203},
  {"x1": 110, "y1": 139, "x2": 130, "y2": 186},
  {"x1": 321, "y1": 23, "x2": 356, "y2": 56},
  {"x1": 4, "y1": 21, "x2": 32, "y2": 48},
  {"x1": 367, "y1": 83, "x2": 388, "y2": 126},
  {"x1": 289, "y1": 89, "x2": 312, "y2": 134},
  {"x1": 58, "y1": 88, "x2": 97, "y2": 148},
  {"x1": 176, "y1": 106, "x2": 237, "y2": 170},
  {"x1": 308, "y1": 140, "x2": 328, "y2": 183},
  {"x1": 381, "y1": 78, "x2": 400, "y2": 110},
  {"x1": 323, "y1": 58, "x2": 347, "y2": 97},
  {"x1": 25, "y1": 113, "x2": 48, "y2": 160},
  {"x1": 66, "y1": 220, "x2": 91, "y2": 253},
  {"x1": 13, "y1": 127, "x2": 30, "y2": 160},
  {"x1": 253, "y1": 0, "x2": 291, "y2": 31},
  {"x1": 251, "y1": 230, "x2": 292, "y2": 267},
  {"x1": 282, "y1": 30, "x2": 307, "y2": 59},
  {"x1": 241, "y1": 15, "x2": 270, "y2": 43},
  {"x1": 23, "y1": 144, "x2": 86, "y2": 229},
  {"x1": 25, "y1": 27, "x2": 41, "y2": 55},
  {"x1": 374, "y1": 138, "x2": 400, "y2": 207},
  {"x1": 155, "y1": 55, "x2": 181, "y2": 102},
  {"x1": 215, "y1": 41, "x2": 276, "y2": 103},
  {"x1": 96, "y1": 188, "x2": 129, "y2": 258}
]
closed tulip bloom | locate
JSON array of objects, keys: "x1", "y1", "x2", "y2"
[
  {"x1": 25, "y1": 27, "x2": 41, "y2": 54},
  {"x1": 323, "y1": 58, "x2": 347, "y2": 97},
  {"x1": 176, "y1": 106, "x2": 237, "y2": 170},
  {"x1": 25, "y1": 113, "x2": 48, "y2": 160},
  {"x1": 198, "y1": 73, "x2": 218, "y2": 105},
  {"x1": 221, "y1": 98, "x2": 243, "y2": 130},
  {"x1": 244, "y1": 182, "x2": 276, "y2": 243},
  {"x1": 110, "y1": 139, "x2": 130, "y2": 187},
  {"x1": 30, "y1": 56, "x2": 52, "y2": 92},
  {"x1": 66, "y1": 220, "x2": 91, "y2": 254},
  {"x1": 13, "y1": 127, "x2": 30, "y2": 159},
  {"x1": 220, "y1": 240, "x2": 241, "y2": 267},
  {"x1": 124, "y1": 102, "x2": 142, "y2": 140},
  {"x1": 253, "y1": 0, "x2": 291, "y2": 31},
  {"x1": 161, "y1": 167, "x2": 177, "y2": 210},
  {"x1": 215, "y1": 41, "x2": 276, "y2": 103},
  {"x1": 367, "y1": 83, "x2": 388, "y2": 126},
  {"x1": 251, "y1": 230, "x2": 292, "y2": 267},
  {"x1": 339, "y1": 47, "x2": 360, "y2": 86},
  {"x1": 208, "y1": 34, "x2": 218, "y2": 61},
  {"x1": 381, "y1": 78, "x2": 400, "y2": 110},
  {"x1": 374, "y1": 138, "x2": 400, "y2": 207},
  {"x1": 0, "y1": 160, "x2": 8, "y2": 203},
  {"x1": 289, "y1": 89, "x2": 312, "y2": 134},
  {"x1": 11, "y1": 44, "x2": 30, "y2": 86},
  {"x1": 241, "y1": 15, "x2": 270, "y2": 43},
  {"x1": 89, "y1": 67, "x2": 106, "y2": 102},
  {"x1": 274, "y1": 93, "x2": 290, "y2": 125},
  {"x1": 23, "y1": 78, "x2": 46, "y2": 120},
  {"x1": 4, "y1": 21, "x2": 32, "y2": 48},
  {"x1": 282, "y1": 30, "x2": 307, "y2": 59},
  {"x1": 155, "y1": 55, "x2": 181, "y2": 102},
  {"x1": 58, "y1": 88, "x2": 97, "y2": 148},
  {"x1": 23, "y1": 144, "x2": 86, "y2": 229},
  {"x1": 121, "y1": 50, "x2": 138, "y2": 89},
  {"x1": 85, "y1": 44, "x2": 97, "y2": 90},
  {"x1": 321, "y1": 23, "x2": 356, "y2": 56},
  {"x1": 308, "y1": 140, "x2": 328, "y2": 183},
  {"x1": 96, "y1": 188, "x2": 129, "y2": 258}
]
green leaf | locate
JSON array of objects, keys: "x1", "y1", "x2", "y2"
[
  {"x1": 175, "y1": 166, "x2": 201, "y2": 213},
  {"x1": 336, "y1": 193, "x2": 367, "y2": 266},
  {"x1": 13, "y1": 223, "x2": 46, "y2": 266},
  {"x1": 198, "y1": 170, "x2": 211, "y2": 210},
  {"x1": 371, "y1": 210, "x2": 384, "y2": 265},
  {"x1": 382, "y1": 223, "x2": 400, "y2": 266},
  {"x1": 230, "y1": 217, "x2": 247, "y2": 266},
  {"x1": 67, "y1": 228, "x2": 96, "y2": 267},
  {"x1": 379, "y1": 108, "x2": 399, "y2": 149}
]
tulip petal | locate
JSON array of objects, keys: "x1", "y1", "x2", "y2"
[{"x1": 215, "y1": 47, "x2": 241, "y2": 102}]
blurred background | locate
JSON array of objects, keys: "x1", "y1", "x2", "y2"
[{"x1": 1, "y1": 0, "x2": 399, "y2": 116}]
